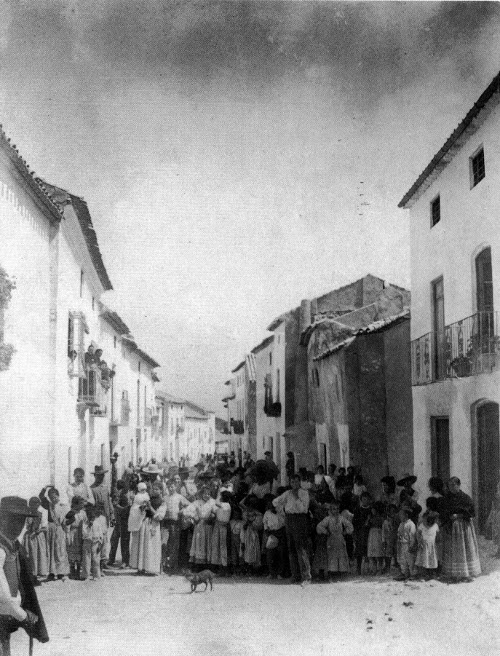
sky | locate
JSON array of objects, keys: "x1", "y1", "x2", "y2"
[{"x1": 1, "y1": 1, "x2": 500, "y2": 416}]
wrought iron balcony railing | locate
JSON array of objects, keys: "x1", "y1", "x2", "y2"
[{"x1": 411, "y1": 311, "x2": 499, "y2": 385}]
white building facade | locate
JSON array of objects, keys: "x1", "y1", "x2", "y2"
[{"x1": 400, "y1": 71, "x2": 500, "y2": 533}]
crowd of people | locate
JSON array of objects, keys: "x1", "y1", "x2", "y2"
[{"x1": 18, "y1": 453, "x2": 494, "y2": 589}]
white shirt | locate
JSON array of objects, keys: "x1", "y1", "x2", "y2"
[
  {"x1": 273, "y1": 489, "x2": 309, "y2": 514},
  {"x1": 0, "y1": 548, "x2": 26, "y2": 622}
]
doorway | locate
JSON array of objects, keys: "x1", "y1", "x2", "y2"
[
  {"x1": 431, "y1": 417, "x2": 450, "y2": 482},
  {"x1": 476, "y1": 402, "x2": 500, "y2": 533}
]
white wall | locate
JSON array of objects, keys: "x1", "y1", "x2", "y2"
[{"x1": 0, "y1": 174, "x2": 53, "y2": 497}]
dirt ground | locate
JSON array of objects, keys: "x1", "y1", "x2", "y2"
[{"x1": 12, "y1": 537, "x2": 500, "y2": 656}]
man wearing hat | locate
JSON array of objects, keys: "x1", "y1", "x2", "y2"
[
  {"x1": 90, "y1": 466, "x2": 114, "y2": 571},
  {"x1": 0, "y1": 497, "x2": 49, "y2": 655}
]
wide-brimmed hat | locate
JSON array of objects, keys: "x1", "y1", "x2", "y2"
[
  {"x1": 397, "y1": 473, "x2": 417, "y2": 486},
  {"x1": 197, "y1": 471, "x2": 215, "y2": 481},
  {"x1": 0, "y1": 496, "x2": 39, "y2": 517},
  {"x1": 168, "y1": 466, "x2": 179, "y2": 476},
  {"x1": 91, "y1": 465, "x2": 108, "y2": 475},
  {"x1": 142, "y1": 464, "x2": 163, "y2": 476},
  {"x1": 381, "y1": 476, "x2": 396, "y2": 485},
  {"x1": 178, "y1": 467, "x2": 190, "y2": 476}
]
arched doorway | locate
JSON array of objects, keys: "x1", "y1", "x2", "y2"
[{"x1": 475, "y1": 401, "x2": 500, "y2": 533}]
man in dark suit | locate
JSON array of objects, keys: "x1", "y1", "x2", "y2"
[{"x1": 0, "y1": 496, "x2": 49, "y2": 655}]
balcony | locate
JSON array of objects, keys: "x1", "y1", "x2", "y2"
[
  {"x1": 411, "y1": 311, "x2": 499, "y2": 385},
  {"x1": 78, "y1": 368, "x2": 107, "y2": 414}
]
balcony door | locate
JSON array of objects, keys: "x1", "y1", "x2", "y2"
[
  {"x1": 432, "y1": 278, "x2": 445, "y2": 378},
  {"x1": 477, "y1": 401, "x2": 499, "y2": 533},
  {"x1": 431, "y1": 417, "x2": 450, "y2": 482},
  {"x1": 476, "y1": 248, "x2": 494, "y2": 349}
]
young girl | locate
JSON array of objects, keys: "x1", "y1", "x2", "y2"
[
  {"x1": 312, "y1": 502, "x2": 329, "y2": 580},
  {"x1": 81, "y1": 503, "x2": 107, "y2": 581},
  {"x1": 229, "y1": 506, "x2": 244, "y2": 575},
  {"x1": 210, "y1": 491, "x2": 232, "y2": 573},
  {"x1": 381, "y1": 504, "x2": 399, "y2": 572},
  {"x1": 65, "y1": 496, "x2": 86, "y2": 580},
  {"x1": 240, "y1": 496, "x2": 263, "y2": 574},
  {"x1": 415, "y1": 510, "x2": 440, "y2": 579},
  {"x1": 487, "y1": 481, "x2": 500, "y2": 558},
  {"x1": 366, "y1": 501, "x2": 385, "y2": 574},
  {"x1": 189, "y1": 487, "x2": 218, "y2": 568},
  {"x1": 23, "y1": 496, "x2": 48, "y2": 585},
  {"x1": 263, "y1": 495, "x2": 286, "y2": 579},
  {"x1": 352, "y1": 492, "x2": 372, "y2": 574},
  {"x1": 316, "y1": 500, "x2": 353, "y2": 580},
  {"x1": 39, "y1": 486, "x2": 70, "y2": 581}
]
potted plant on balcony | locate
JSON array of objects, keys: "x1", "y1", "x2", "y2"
[{"x1": 450, "y1": 354, "x2": 472, "y2": 377}]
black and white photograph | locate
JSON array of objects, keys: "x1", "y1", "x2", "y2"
[{"x1": 0, "y1": 1, "x2": 499, "y2": 654}]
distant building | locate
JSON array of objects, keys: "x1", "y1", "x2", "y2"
[{"x1": 399, "y1": 70, "x2": 500, "y2": 532}]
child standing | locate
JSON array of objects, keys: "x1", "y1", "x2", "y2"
[
  {"x1": 65, "y1": 496, "x2": 86, "y2": 580},
  {"x1": 366, "y1": 501, "x2": 385, "y2": 574},
  {"x1": 381, "y1": 504, "x2": 399, "y2": 572},
  {"x1": 263, "y1": 496, "x2": 286, "y2": 579},
  {"x1": 210, "y1": 491, "x2": 232, "y2": 574},
  {"x1": 229, "y1": 506, "x2": 244, "y2": 575},
  {"x1": 415, "y1": 511, "x2": 440, "y2": 579},
  {"x1": 23, "y1": 496, "x2": 48, "y2": 585},
  {"x1": 240, "y1": 496, "x2": 263, "y2": 574},
  {"x1": 352, "y1": 492, "x2": 372, "y2": 574},
  {"x1": 316, "y1": 500, "x2": 353, "y2": 580},
  {"x1": 395, "y1": 505, "x2": 417, "y2": 581},
  {"x1": 81, "y1": 504, "x2": 107, "y2": 580}
]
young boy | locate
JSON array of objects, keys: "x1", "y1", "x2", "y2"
[
  {"x1": 394, "y1": 505, "x2": 417, "y2": 581},
  {"x1": 81, "y1": 503, "x2": 107, "y2": 581}
]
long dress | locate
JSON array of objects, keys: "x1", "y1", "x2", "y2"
[
  {"x1": 23, "y1": 509, "x2": 49, "y2": 577},
  {"x1": 415, "y1": 522, "x2": 439, "y2": 569},
  {"x1": 130, "y1": 495, "x2": 166, "y2": 574},
  {"x1": 441, "y1": 490, "x2": 481, "y2": 579},
  {"x1": 47, "y1": 502, "x2": 70, "y2": 576},
  {"x1": 210, "y1": 503, "x2": 231, "y2": 567},
  {"x1": 66, "y1": 510, "x2": 86, "y2": 565},
  {"x1": 367, "y1": 515, "x2": 384, "y2": 558},
  {"x1": 190, "y1": 498, "x2": 218, "y2": 565},
  {"x1": 316, "y1": 514, "x2": 353, "y2": 572},
  {"x1": 241, "y1": 510, "x2": 263, "y2": 567}
]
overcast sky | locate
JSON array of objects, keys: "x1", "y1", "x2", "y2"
[{"x1": 1, "y1": 1, "x2": 499, "y2": 415}]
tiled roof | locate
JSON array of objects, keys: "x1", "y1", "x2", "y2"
[
  {"x1": 100, "y1": 306, "x2": 130, "y2": 335},
  {"x1": 399, "y1": 70, "x2": 500, "y2": 208},
  {"x1": 312, "y1": 310, "x2": 410, "y2": 362},
  {"x1": 68, "y1": 194, "x2": 113, "y2": 291},
  {"x1": 0, "y1": 126, "x2": 63, "y2": 223},
  {"x1": 134, "y1": 346, "x2": 160, "y2": 369},
  {"x1": 251, "y1": 334, "x2": 274, "y2": 354},
  {"x1": 231, "y1": 360, "x2": 245, "y2": 374}
]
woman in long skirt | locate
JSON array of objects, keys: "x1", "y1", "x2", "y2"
[
  {"x1": 39, "y1": 486, "x2": 70, "y2": 580},
  {"x1": 23, "y1": 497, "x2": 49, "y2": 582},
  {"x1": 130, "y1": 482, "x2": 166, "y2": 575},
  {"x1": 190, "y1": 487, "x2": 217, "y2": 568},
  {"x1": 316, "y1": 501, "x2": 353, "y2": 578},
  {"x1": 441, "y1": 477, "x2": 481, "y2": 581}
]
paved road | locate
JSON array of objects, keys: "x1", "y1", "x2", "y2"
[{"x1": 11, "y1": 565, "x2": 500, "y2": 656}]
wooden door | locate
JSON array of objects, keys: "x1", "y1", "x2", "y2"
[{"x1": 477, "y1": 402, "x2": 500, "y2": 532}]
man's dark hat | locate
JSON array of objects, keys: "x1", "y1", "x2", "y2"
[
  {"x1": 91, "y1": 465, "x2": 109, "y2": 475},
  {"x1": 264, "y1": 451, "x2": 272, "y2": 456},
  {"x1": 178, "y1": 467, "x2": 190, "y2": 476},
  {"x1": 0, "y1": 496, "x2": 38, "y2": 517},
  {"x1": 397, "y1": 473, "x2": 417, "y2": 486},
  {"x1": 381, "y1": 476, "x2": 396, "y2": 485},
  {"x1": 197, "y1": 472, "x2": 215, "y2": 480}
]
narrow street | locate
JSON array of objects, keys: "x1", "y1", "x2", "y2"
[{"x1": 13, "y1": 541, "x2": 500, "y2": 656}]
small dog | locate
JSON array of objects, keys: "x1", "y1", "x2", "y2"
[{"x1": 184, "y1": 569, "x2": 215, "y2": 593}]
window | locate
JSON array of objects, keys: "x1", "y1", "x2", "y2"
[
  {"x1": 269, "y1": 352, "x2": 272, "y2": 366},
  {"x1": 92, "y1": 296, "x2": 95, "y2": 310},
  {"x1": 114, "y1": 335, "x2": 117, "y2": 349},
  {"x1": 276, "y1": 369, "x2": 280, "y2": 401},
  {"x1": 470, "y1": 147, "x2": 485, "y2": 188},
  {"x1": 430, "y1": 195, "x2": 440, "y2": 227},
  {"x1": 80, "y1": 270, "x2": 84, "y2": 298},
  {"x1": 138, "y1": 361, "x2": 141, "y2": 373},
  {"x1": 313, "y1": 368, "x2": 320, "y2": 387}
]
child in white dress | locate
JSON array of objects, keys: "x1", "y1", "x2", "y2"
[{"x1": 415, "y1": 510, "x2": 440, "y2": 579}]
